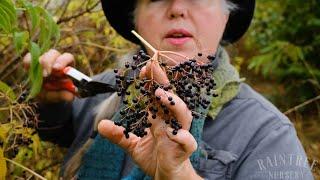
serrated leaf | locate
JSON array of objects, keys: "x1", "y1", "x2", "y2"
[
  {"x1": 0, "y1": 7, "x2": 11, "y2": 33},
  {"x1": 27, "y1": 42, "x2": 43, "y2": 99},
  {"x1": 0, "y1": 81, "x2": 16, "y2": 100},
  {"x1": 0, "y1": 148, "x2": 7, "y2": 180},
  {"x1": 37, "y1": 7, "x2": 60, "y2": 53},
  {"x1": 38, "y1": 19, "x2": 51, "y2": 53},
  {"x1": 13, "y1": 31, "x2": 29, "y2": 55},
  {"x1": 0, "y1": 0, "x2": 17, "y2": 21},
  {"x1": 0, "y1": 0, "x2": 17, "y2": 32}
]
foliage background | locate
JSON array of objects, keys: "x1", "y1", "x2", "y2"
[{"x1": 0, "y1": 0, "x2": 319, "y2": 179}]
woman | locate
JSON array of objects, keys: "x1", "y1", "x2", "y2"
[{"x1": 24, "y1": 0, "x2": 314, "y2": 179}]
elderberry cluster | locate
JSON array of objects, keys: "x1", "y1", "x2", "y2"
[{"x1": 113, "y1": 50, "x2": 218, "y2": 138}]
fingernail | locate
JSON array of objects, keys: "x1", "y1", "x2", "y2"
[{"x1": 53, "y1": 63, "x2": 62, "y2": 69}]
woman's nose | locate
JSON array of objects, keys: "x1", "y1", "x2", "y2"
[{"x1": 167, "y1": 0, "x2": 188, "y2": 19}]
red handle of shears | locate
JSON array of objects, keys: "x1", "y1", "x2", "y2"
[{"x1": 43, "y1": 67, "x2": 77, "y2": 94}]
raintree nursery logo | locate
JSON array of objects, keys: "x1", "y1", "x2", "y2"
[{"x1": 251, "y1": 154, "x2": 319, "y2": 179}]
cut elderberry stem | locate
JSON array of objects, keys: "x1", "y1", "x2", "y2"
[{"x1": 131, "y1": 30, "x2": 157, "y2": 54}]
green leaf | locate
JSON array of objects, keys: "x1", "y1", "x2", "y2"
[
  {"x1": 0, "y1": 81, "x2": 16, "y2": 100},
  {"x1": 31, "y1": 134, "x2": 42, "y2": 159},
  {"x1": 0, "y1": 6, "x2": 11, "y2": 33},
  {"x1": 37, "y1": 7, "x2": 60, "y2": 53},
  {"x1": 13, "y1": 31, "x2": 29, "y2": 55},
  {"x1": 0, "y1": 148, "x2": 7, "y2": 180},
  {"x1": 0, "y1": 0, "x2": 17, "y2": 21},
  {"x1": 0, "y1": 0, "x2": 17, "y2": 32},
  {"x1": 21, "y1": 1, "x2": 40, "y2": 34},
  {"x1": 27, "y1": 42, "x2": 43, "y2": 99},
  {"x1": 0, "y1": 123, "x2": 12, "y2": 141},
  {"x1": 307, "y1": 18, "x2": 320, "y2": 27}
]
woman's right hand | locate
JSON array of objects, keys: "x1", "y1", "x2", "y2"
[{"x1": 23, "y1": 49, "x2": 75, "y2": 104}]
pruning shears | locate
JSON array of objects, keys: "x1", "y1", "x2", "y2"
[{"x1": 43, "y1": 66, "x2": 116, "y2": 98}]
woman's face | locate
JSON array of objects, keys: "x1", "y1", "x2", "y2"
[{"x1": 135, "y1": 0, "x2": 229, "y2": 63}]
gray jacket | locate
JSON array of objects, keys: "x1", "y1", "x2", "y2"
[{"x1": 37, "y1": 71, "x2": 314, "y2": 179}]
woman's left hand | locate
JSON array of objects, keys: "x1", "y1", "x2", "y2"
[{"x1": 98, "y1": 61, "x2": 203, "y2": 180}]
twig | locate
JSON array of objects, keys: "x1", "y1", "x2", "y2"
[
  {"x1": 57, "y1": 0, "x2": 71, "y2": 21},
  {"x1": 0, "y1": 52, "x2": 24, "y2": 81},
  {"x1": 57, "y1": 1, "x2": 100, "y2": 24},
  {"x1": 5, "y1": 158, "x2": 47, "y2": 180},
  {"x1": 131, "y1": 30, "x2": 157, "y2": 54},
  {"x1": 1, "y1": 60, "x2": 22, "y2": 81},
  {"x1": 284, "y1": 95, "x2": 320, "y2": 115},
  {"x1": 72, "y1": 33, "x2": 93, "y2": 76},
  {"x1": 23, "y1": 11, "x2": 31, "y2": 35},
  {"x1": 80, "y1": 42, "x2": 131, "y2": 52},
  {"x1": 44, "y1": 0, "x2": 52, "y2": 9}
]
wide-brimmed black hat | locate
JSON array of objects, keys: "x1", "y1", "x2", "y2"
[{"x1": 101, "y1": 0, "x2": 255, "y2": 44}]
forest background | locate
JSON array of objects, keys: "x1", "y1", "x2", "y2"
[{"x1": 0, "y1": 0, "x2": 319, "y2": 179}]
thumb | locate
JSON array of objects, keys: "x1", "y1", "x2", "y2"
[
  {"x1": 166, "y1": 127, "x2": 197, "y2": 156},
  {"x1": 98, "y1": 120, "x2": 139, "y2": 153},
  {"x1": 146, "y1": 61, "x2": 170, "y2": 86},
  {"x1": 23, "y1": 53, "x2": 31, "y2": 70}
]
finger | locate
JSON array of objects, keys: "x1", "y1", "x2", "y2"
[
  {"x1": 145, "y1": 61, "x2": 169, "y2": 86},
  {"x1": 98, "y1": 120, "x2": 140, "y2": 153},
  {"x1": 38, "y1": 90, "x2": 74, "y2": 103},
  {"x1": 39, "y1": 49, "x2": 61, "y2": 77},
  {"x1": 155, "y1": 88, "x2": 193, "y2": 130},
  {"x1": 139, "y1": 66, "x2": 147, "y2": 79},
  {"x1": 166, "y1": 127, "x2": 197, "y2": 156},
  {"x1": 43, "y1": 78, "x2": 76, "y2": 94},
  {"x1": 53, "y1": 53, "x2": 75, "y2": 71},
  {"x1": 23, "y1": 53, "x2": 31, "y2": 70}
]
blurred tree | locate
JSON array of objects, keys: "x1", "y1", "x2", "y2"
[{"x1": 245, "y1": 0, "x2": 320, "y2": 106}]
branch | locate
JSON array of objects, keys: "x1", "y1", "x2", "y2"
[
  {"x1": 0, "y1": 53, "x2": 23, "y2": 81},
  {"x1": 57, "y1": 0, "x2": 72, "y2": 21},
  {"x1": 284, "y1": 95, "x2": 320, "y2": 115},
  {"x1": 80, "y1": 41, "x2": 132, "y2": 53},
  {"x1": 5, "y1": 158, "x2": 47, "y2": 180},
  {"x1": 57, "y1": 1, "x2": 100, "y2": 24}
]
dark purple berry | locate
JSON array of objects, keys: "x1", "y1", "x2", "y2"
[{"x1": 172, "y1": 129, "x2": 178, "y2": 135}]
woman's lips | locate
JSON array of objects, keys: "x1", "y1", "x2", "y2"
[
  {"x1": 166, "y1": 37, "x2": 192, "y2": 46},
  {"x1": 164, "y1": 29, "x2": 193, "y2": 46}
]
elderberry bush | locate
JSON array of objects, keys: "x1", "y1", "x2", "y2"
[{"x1": 113, "y1": 50, "x2": 218, "y2": 138}]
